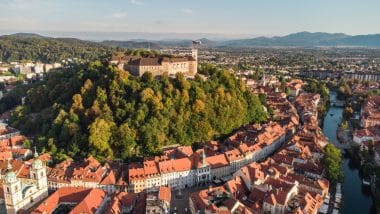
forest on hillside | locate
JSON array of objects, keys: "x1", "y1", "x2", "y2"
[
  {"x1": 0, "y1": 34, "x2": 119, "y2": 63},
  {"x1": 6, "y1": 62, "x2": 267, "y2": 162}
]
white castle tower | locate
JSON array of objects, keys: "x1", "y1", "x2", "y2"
[
  {"x1": 190, "y1": 41, "x2": 200, "y2": 75},
  {"x1": 191, "y1": 47, "x2": 198, "y2": 62}
]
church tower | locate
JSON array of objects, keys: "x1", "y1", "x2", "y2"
[
  {"x1": 30, "y1": 148, "x2": 47, "y2": 190},
  {"x1": 261, "y1": 70, "x2": 267, "y2": 87},
  {"x1": 3, "y1": 160, "x2": 22, "y2": 213},
  {"x1": 196, "y1": 149, "x2": 210, "y2": 186}
]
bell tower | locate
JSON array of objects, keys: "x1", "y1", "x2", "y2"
[
  {"x1": 30, "y1": 148, "x2": 47, "y2": 190},
  {"x1": 3, "y1": 159, "x2": 22, "y2": 213}
]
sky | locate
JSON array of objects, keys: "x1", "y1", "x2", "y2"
[{"x1": 0, "y1": 0, "x2": 380, "y2": 40}]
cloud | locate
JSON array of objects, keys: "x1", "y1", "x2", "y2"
[
  {"x1": 111, "y1": 12, "x2": 128, "y2": 18},
  {"x1": 180, "y1": 8, "x2": 193, "y2": 15},
  {"x1": 130, "y1": 0, "x2": 144, "y2": 6}
]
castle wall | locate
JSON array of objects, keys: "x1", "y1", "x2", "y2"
[
  {"x1": 124, "y1": 49, "x2": 198, "y2": 77},
  {"x1": 125, "y1": 65, "x2": 141, "y2": 76},
  {"x1": 138, "y1": 65, "x2": 165, "y2": 76},
  {"x1": 168, "y1": 62, "x2": 191, "y2": 75}
]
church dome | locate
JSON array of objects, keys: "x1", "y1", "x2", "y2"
[
  {"x1": 32, "y1": 147, "x2": 43, "y2": 169},
  {"x1": 4, "y1": 159, "x2": 17, "y2": 183},
  {"x1": 4, "y1": 170, "x2": 17, "y2": 183},
  {"x1": 32, "y1": 159, "x2": 43, "y2": 169}
]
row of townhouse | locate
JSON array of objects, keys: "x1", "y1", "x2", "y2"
[
  {"x1": 126, "y1": 121, "x2": 291, "y2": 193},
  {"x1": 46, "y1": 157, "x2": 127, "y2": 194}
]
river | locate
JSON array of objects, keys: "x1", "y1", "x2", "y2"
[{"x1": 322, "y1": 92, "x2": 375, "y2": 214}]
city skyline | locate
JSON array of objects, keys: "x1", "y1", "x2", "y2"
[{"x1": 1, "y1": 0, "x2": 380, "y2": 40}]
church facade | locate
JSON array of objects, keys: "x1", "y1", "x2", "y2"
[{"x1": 2, "y1": 152, "x2": 48, "y2": 213}]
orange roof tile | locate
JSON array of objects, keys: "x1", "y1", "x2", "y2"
[
  {"x1": 206, "y1": 154, "x2": 229, "y2": 169},
  {"x1": 32, "y1": 187, "x2": 106, "y2": 214},
  {"x1": 158, "y1": 186, "x2": 171, "y2": 203}
]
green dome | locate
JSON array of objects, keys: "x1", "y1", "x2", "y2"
[
  {"x1": 4, "y1": 170, "x2": 17, "y2": 183},
  {"x1": 32, "y1": 159, "x2": 43, "y2": 169}
]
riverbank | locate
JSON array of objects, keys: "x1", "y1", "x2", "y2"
[{"x1": 323, "y1": 92, "x2": 374, "y2": 214}]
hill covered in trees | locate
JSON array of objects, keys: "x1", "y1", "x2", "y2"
[
  {"x1": 7, "y1": 62, "x2": 267, "y2": 162},
  {"x1": 0, "y1": 33, "x2": 119, "y2": 63}
]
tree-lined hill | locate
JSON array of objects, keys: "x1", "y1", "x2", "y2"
[
  {"x1": 0, "y1": 33, "x2": 120, "y2": 63},
  {"x1": 7, "y1": 62, "x2": 267, "y2": 162}
]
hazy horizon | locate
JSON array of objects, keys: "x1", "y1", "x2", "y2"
[
  {"x1": 1, "y1": 30, "x2": 380, "y2": 42},
  {"x1": 1, "y1": 0, "x2": 380, "y2": 41}
]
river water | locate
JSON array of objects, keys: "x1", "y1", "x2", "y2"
[{"x1": 322, "y1": 92, "x2": 374, "y2": 214}]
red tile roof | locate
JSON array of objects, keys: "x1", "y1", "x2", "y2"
[
  {"x1": 158, "y1": 186, "x2": 171, "y2": 203},
  {"x1": 206, "y1": 153, "x2": 229, "y2": 169},
  {"x1": 32, "y1": 187, "x2": 106, "y2": 214},
  {"x1": 70, "y1": 188, "x2": 106, "y2": 214}
]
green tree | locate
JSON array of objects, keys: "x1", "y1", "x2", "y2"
[
  {"x1": 22, "y1": 139, "x2": 31, "y2": 149},
  {"x1": 322, "y1": 144, "x2": 343, "y2": 184},
  {"x1": 88, "y1": 118, "x2": 115, "y2": 160},
  {"x1": 112, "y1": 123, "x2": 138, "y2": 159}
]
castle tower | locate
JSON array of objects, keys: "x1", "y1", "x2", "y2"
[
  {"x1": 191, "y1": 47, "x2": 198, "y2": 62},
  {"x1": 30, "y1": 148, "x2": 48, "y2": 190},
  {"x1": 3, "y1": 159, "x2": 22, "y2": 213},
  {"x1": 190, "y1": 41, "x2": 199, "y2": 75}
]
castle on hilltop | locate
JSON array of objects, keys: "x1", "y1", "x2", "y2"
[{"x1": 111, "y1": 46, "x2": 198, "y2": 77}]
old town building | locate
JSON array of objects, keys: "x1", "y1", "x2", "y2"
[{"x1": 1, "y1": 151, "x2": 48, "y2": 213}]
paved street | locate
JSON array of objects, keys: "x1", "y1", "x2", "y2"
[{"x1": 170, "y1": 185, "x2": 210, "y2": 214}]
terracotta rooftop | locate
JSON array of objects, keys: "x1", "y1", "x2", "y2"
[
  {"x1": 158, "y1": 186, "x2": 171, "y2": 203},
  {"x1": 206, "y1": 153, "x2": 229, "y2": 169},
  {"x1": 32, "y1": 187, "x2": 106, "y2": 214}
]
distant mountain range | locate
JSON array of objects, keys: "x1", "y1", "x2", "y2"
[
  {"x1": 1, "y1": 32, "x2": 380, "y2": 54},
  {"x1": 100, "y1": 32, "x2": 380, "y2": 48},
  {"x1": 220, "y1": 32, "x2": 380, "y2": 47}
]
